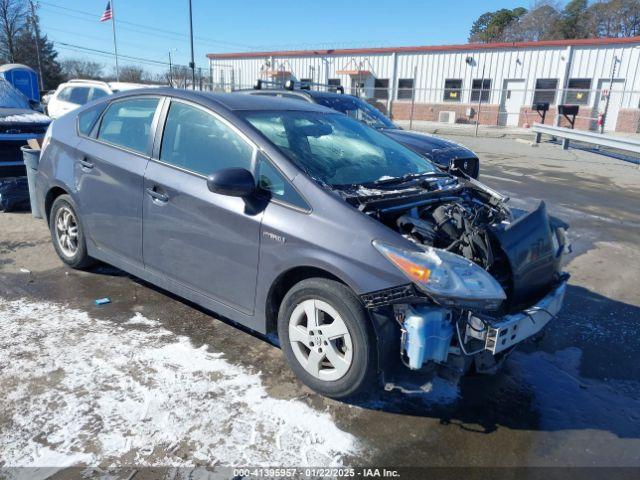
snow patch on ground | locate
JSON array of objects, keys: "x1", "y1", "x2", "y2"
[
  {"x1": 123, "y1": 312, "x2": 162, "y2": 327},
  {"x1": 0, "y1": 299, "x2": 359, "y2": 469}
]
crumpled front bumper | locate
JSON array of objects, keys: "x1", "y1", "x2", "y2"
[{"x1": 472, "y1": 279, "x2": 568, "y2": 355}]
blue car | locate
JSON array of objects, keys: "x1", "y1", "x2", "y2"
[{"x1": 0, "y1": 78, "x2": 50, "y2": 177}]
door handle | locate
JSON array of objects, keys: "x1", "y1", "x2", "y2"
[
  {"x1": 146, "y1": 186, "x2": 169, "y2": 203},
  {"x1": 79, "y1": 158, "x2": 94, "y2": 170}
]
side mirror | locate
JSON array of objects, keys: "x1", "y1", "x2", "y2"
[{"x1": 207, "y1": 168, "x2": 255, "y2": 197}]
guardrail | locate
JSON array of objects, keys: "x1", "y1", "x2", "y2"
[{"x1": 532, "y1": 123, "x2": 640, "y2": 158}]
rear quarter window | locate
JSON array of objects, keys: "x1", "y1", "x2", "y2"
[
  {"x1": 77, "y1": 104, "x2": 106, "y2": 137},
  {"x1": 97, "y1": 97, "x2": 160, "y2": 154},
  {"x1": 57, "y1": 87, "x2": 72, "y2": 102}
]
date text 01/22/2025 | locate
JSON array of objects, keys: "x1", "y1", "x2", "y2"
[{"x1": 232, "y1": 468, "x2": 401, "y2": 478}]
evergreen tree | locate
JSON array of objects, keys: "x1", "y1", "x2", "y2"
[
  {"x1": 469, "y1": 7, "x2": 528, "y2": 42},
  {"x1": 14, "y1": 27, "x2": 64, "y2": 91},
  {"x1": 0, "y1": 0, "x2": 64, "y2": 92}
]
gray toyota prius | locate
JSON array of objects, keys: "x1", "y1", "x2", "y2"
[{"x1": 35, "y1": 89, "x2": 570, "y2": 398}]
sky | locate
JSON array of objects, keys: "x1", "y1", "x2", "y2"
[{"x1": 39, "y1": 0, "x2": 542, "y2": 76}]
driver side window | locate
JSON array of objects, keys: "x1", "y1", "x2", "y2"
[{"x1": 160, "y1": 101, "x2": 254, "y2": 176}]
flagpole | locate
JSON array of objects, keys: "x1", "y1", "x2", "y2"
[{"x1": 110, "y1": 0, "x2": 120, "y2": 81}]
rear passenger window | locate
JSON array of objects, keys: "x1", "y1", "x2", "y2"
[
  {"x1": 97, "y1": 97, "x2": 159, "y2": 154},
  {"x1": 78, "y1": 104, "x2": 106, "y2": 136},
  {"x1": 160, "y1": 101, "x2": 254, "y2": 176}
]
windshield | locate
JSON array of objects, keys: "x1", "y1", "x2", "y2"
[
  {"x1": 0, "y1": 79, "x2": 30, "y2": 109},
  {"x1": 241, "y1": 111, "x2": 436, "y2": 186},
  {"x1": 312, "y1": 95, "x2": 396, "y2": 129}
]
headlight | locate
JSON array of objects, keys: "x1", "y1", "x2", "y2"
[{"x1": 373, "y1": 241, "x2": 506, "y2": 310}]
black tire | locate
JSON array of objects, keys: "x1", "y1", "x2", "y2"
[
  {"x1": 277, "y1": 277, "x2": 377, "y2": 399},
  {"x1": 49, "y1": 194, "x2": 94, "y2": 269}
]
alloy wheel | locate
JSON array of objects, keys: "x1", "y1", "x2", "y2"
[
  {"x1": 288, "y1": 299, "x2": 353, "y2": 381},
  {"x1": 55, "y1": 206, "x2": 79, "y2": 258}
]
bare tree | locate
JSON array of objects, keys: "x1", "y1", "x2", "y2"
[
  {"x1": 117, "y1": 65, "x2": 155, "y2": 83},
  {"x1": 0, "y1": 0, "x2": 28, "y2": 63},
  {"x1": 167, "y1": 65, "x2": 191, "y2": 89},
  {"x1": 589, "y1": 0, "x2": 640, "y2": 38},
  {"x1": 505, "y1": 1, "x2": 562, "y2": 41},
  {"x1": 61, "y1": 58, "x2": 104, "y2": 80}
]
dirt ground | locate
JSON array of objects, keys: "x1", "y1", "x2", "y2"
[{"x1": 1, "y1": 136, "x2": 639, "y2": 477}]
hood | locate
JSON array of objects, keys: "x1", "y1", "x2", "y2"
[
  {"x1": 0, "y1": 107, "x2": 51, "y2": 125},
  {"x1": 382, "y1": 129, "x2": 475, "y2": 160}
]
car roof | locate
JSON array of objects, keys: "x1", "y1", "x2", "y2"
[
  {"x1": 60, "y1": 79, "x2": 111, "y2": 89},
  {"x1": 242, "y1": 88, "x2": 353, "y2": 102},
  {"x1": 112, "y1": 87, "x2": 334, "y2": 113},
  {"x1": 304, "y1": 90, "x2": 352, "y2": 100},
  {"x1": 108, "y1": 82, "x2": 160, "y2": 90}
]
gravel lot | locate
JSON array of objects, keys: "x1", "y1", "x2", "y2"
[{"x1": 1, "y1": 136, "x2": 639, "y2": 477}]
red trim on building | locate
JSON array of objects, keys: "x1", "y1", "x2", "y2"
[{"x1": 207, "y1": 36, "x2": 640, "y2": 60}]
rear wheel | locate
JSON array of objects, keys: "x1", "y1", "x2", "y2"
[
  {"x1": 277, "y1": 278, "x2": 377, "y2": 398},
  {"x1": 49, "y1": 195, "x2": 93, "y2": 269}
]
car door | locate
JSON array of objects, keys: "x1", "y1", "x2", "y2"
[
  {"x1": 76, "y1": 96, "x2": 162, "y2": 267},
  {"x1": 142, "y1": 99, "x2": 262, "y2": 315}
]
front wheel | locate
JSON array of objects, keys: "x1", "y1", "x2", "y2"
[{"x1": 277, "y1": 278, "x2": 377, "y2": 399}]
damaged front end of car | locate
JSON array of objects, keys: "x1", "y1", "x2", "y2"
[{"x1": 338, "y1": 173, "x2": 571, "y2": 385}]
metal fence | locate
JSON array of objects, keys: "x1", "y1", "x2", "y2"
[{"x1": 189, "y1": 79, "x2": 640, "y2": 135}]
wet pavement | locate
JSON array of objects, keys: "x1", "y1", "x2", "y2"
[{"x1": 1, "y1": 137, "x2": 639, "y2": 472}]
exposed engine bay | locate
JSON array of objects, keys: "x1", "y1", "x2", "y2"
[{"x1": 335, "y1": 172, "x2": 571, "y2": 383}]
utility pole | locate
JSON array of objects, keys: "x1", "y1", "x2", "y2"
[
  {"x1": 28, "y1": 0, "x2": 44, "y2": 92},
  {"x1": 168, "y1": 50, "x2": 173, "y2": 87},
  {"x1": 188, "y1": 0, "x2": 196, "y2": 89}
]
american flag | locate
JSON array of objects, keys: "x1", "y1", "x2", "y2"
[{"x1": 99, "y1": 1, "x2": 113, "y2": 22}]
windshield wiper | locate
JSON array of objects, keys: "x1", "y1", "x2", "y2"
[{"x1": 366, "y1": 171, "x2": 448, "y2": 187}]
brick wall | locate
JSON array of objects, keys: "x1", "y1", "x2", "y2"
[
  {"x1": 518, "y1": 106, "x2": 640, "y2": 132},
  {"x1": 386, "y1": 101, "x2": 640, "y2": 133},
  {"x1": 390, "y1": 101, "x2": 500, "y2": 125},
  {"x1": 616, "y1": 108, "x2": 640, "y2": 133}
]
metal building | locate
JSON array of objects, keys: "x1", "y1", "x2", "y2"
[{"x1": 207, "y1": 36, "x2": 640, "y2": 133}]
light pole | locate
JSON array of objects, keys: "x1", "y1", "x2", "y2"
[
  {"x1": 168, "y1": 49, "x2": 177, "y2": 87},
  {"x1": 188, "y1": 0, "x2": 195, "y2": 90}
]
